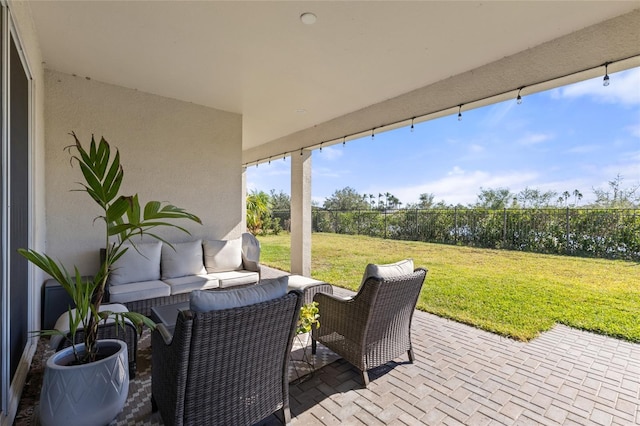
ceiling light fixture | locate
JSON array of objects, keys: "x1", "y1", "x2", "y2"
[
  {"x1": 603, "y1": 62, "x2": 610, "y2": 87},
  {"x1": 410, "y1": 117, "x2": 415, "y2": 132},
  {"x1": 300, "y1": 12, "x2": 317, "y2": 25},
  {"x1": 457, "y1": 105, "x2": 463, "y2": 121}
]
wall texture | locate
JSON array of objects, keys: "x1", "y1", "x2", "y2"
[{"x1": 45, "y1": 70, "x2": 243, "y2": 275}]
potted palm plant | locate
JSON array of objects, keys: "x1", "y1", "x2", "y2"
[{"x1": 19, "y1": 132, "x2": 201, "y2": 426}]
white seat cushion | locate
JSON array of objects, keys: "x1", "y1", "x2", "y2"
[
  {"x1": 209, "y1": 270, "x2": 259, "y2": 288},
  {"x1": 162, "y1": 274, "x2": 220, "y2": 295},
  {"x1": 189, "y1": 276, "x2": 287, "y2": 312},
  {"x1": 284, "y1": 275, "x2": 325, "y2": 292},
  {"x1": 108, "y1": 279, "x2": 170, "y2": 303}
]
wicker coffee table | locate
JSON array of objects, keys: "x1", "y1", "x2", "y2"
[{"x1": 150, "y1": 301, "x2": 189, "y2": 334}]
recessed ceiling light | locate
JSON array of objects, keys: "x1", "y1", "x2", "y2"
[
  {"x1": 296, "y1": 109, "x2": 307, "y2": 114},
  {"x1": 300, "y1": 12, "x2": 317, "y2": 25}
]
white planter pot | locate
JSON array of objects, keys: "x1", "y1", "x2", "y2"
[{"x1": 39, "y1": 339, "x2": 129, "y2": 426}]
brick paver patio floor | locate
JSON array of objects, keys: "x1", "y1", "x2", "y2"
[
  {"x1": 18, "y1": 267, "x2": 640, "y2": 425},
  {"x1": 263, "y1": 268, "x2": 640, "y2": 425}
]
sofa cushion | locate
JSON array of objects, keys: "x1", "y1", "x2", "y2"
[
  {"x1": 203, "y1": 238, "x2": 243, "y2": 273},
  {"x1": 110, "y1": 242, "x2": 162, "y2": 285},
  {"x1": 162, "y1": 274, "x2": 220, "y2": 295},
  {"x1": 361, "y1": 258, "x2": 414, "y2": 285},
  {"x1": 161, "y1": 240, "x2": 207, "y2": 279},
  {"x1": 284, "y1": 275, "x2": 325, "y2": 291},
  {"x1": 189, "y1": 276, "x2": 287, "y2": 312},
  {"x1": 209, "y1": 270, "x2": 260, "y2": 288},
  {"x1": 108, "y1": 279, "x2": 170, "y2": 304}
]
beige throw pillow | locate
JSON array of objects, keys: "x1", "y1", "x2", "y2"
[{"x1": 203, "y1": 238, "x2": 243, "y2": 272}]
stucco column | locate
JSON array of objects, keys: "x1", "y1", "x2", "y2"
[
  {"x1": 241, "y1": 166, "x2": 247, "y2": 232},
  {"x1": 290, "y1": 150, "x2": 312, "y2": 276}
]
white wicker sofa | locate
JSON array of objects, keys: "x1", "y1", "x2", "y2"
[{"x1": 105, "y1": 233, "x2": 261, "y2": 316}]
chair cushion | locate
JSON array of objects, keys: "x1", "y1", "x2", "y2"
[
  {"x1": 361, "y1": 258, "x2": 414, "y2": 285},
  {"x1": 203, "y1": 238, "x2": 243, "y2": 273},
  {"x1": 161, "y1": 240, "x2": 207, "y2": 279},
  {"x1": 211, "y1": 270, "x2": 260, "y2": 288},
  {"x1": 162, "y1": 274, "x2": 219, "y2": 294},
  {"x1": 108, "y1": 279, "x2": 170, "y2": 303},
  {"x1": 189, "y1": 276, "x2": 287, "y2": 312},
  {"x1": 110, "y1": 242, "x2": 162, "y2": 285}
]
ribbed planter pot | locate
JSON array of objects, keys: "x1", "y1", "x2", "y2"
[{"x1": 39, "y1": 339, "x2": 129, "y2": 426}]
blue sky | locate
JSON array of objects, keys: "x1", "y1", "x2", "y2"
[{"x1": 247, "y1": 67, "x2": 640, "y2": 207}]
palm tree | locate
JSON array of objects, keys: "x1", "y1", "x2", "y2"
[
  {"x1": 573, "y1": 189, "x2": 583, "y2": 207},
  {"x1": 246, "y1": 190, "x2": 271, "y2": 233}
]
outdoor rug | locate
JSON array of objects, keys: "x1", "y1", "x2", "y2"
[{"x1": 15, "y1": 329, "x2": 339, "y2": 425}]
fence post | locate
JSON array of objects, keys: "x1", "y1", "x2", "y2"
[
  {"x1": 565, "y1": 207, "x2": 570, "y2": 254},
  {"x1": 384, "y1": 209, "x2": 388, "y2": 239},
  {"x1": 503, "y1": 208, "x2": 507, "y2": 246},
  {"x1": 454, "y1": 207, "x2": 458, "y2": 244}
]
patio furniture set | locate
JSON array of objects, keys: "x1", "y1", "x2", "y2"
[{"x1": 48, "y1": 235, "x2": 428, "y2": 425}]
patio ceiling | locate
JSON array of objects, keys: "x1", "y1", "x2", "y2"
[{"x1": 27, "y1": 1, "x2": 640, "y2": 163}]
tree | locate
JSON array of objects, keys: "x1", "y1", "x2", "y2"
[
  {"x1": 246, "y1": 190, "x2": 271, "y2": 233},
  {"x1": 516, "y1": 187, "x2": 557, "y2": 208},
  {"x1": 475, "y1": 187, "x2": 515, "y2": 209},
  {"x1": 591, "y1": 174, "x2": 640, "y2": 208},
  {"x1": 418, "y1": 193, "x2": 435, "y2": 209},
  {"x1": 269, "y1": 189, "x2": 290, "y2": 211},
  {"x1": 323, "y1": 186, "x2": 370, "y2": 210}
]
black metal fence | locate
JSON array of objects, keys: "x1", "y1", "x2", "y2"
[{"x1": 271, "y1": 208, "x2": 640, "y2": 261}]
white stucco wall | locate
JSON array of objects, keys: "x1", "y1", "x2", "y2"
[{"x1": 44, "y1": 70, "x2": 243, "y2": 275}]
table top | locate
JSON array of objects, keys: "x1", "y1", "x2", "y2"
[{"x1": 150, "y1": 301, "x2": 190, "y2": 328}]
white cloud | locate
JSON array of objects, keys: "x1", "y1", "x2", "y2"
[
  {"x1": 517, "y1": 133, "x2": 554, "y2": 146},
  {"x1": 317, "y1": 146, "x2": 343, "y2": 161},
  {"x1": 379, "y1": 167, "x2": 538, "y2": 206},
  {"x1": 313, "y1": 166, "x2": 343, "y2": 179},
  {"x1": 627, "y1": 123, "x2": 640, "y2": 138},
  {"x1": 567, "y1": 144, "x2": 599, "y2": 154},
  {"x1": 555, "y1": 68, "x2": 640, "y2": 106},
  {"x1": 469, "y1": 144, "x2": 484, "y2": 153}
]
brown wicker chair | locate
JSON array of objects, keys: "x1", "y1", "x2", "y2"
[
  {"x1": 312, "y1": 268, "x2": 427, "y2": 386},
  {"x1": 151, "y1": 291, "x2": 303, "y2": 426}
]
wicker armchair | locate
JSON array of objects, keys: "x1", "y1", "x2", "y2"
[
  {"x1": 312, "y1": 268, "x2": 427, "y2": 386},
  {"x1": 151, "y1": 291, "x2": 302, "y2": 426}
]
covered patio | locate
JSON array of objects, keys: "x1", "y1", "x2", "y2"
[
  {"x1": 1, "y1": 1, "x2": 640, "y2": 424},
  {"x1": 16, "y1": 267, "x2": 640, "y2": 425}
]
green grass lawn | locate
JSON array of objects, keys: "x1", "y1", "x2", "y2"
[{"x1": 259, "y1": 233, "x2": 640, "y2": 342}]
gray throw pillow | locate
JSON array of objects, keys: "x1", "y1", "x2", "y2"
[
  {"x1": 203, "y1": 237, "x2": 243, "y2": 272},
  {"x1": 161, "y1": 240, "x2": 206, "y2": 279},
  {"x1": 189, "y1": 277, "x2": 287, "y2": 312},
  {"x1": 110, "y1": 242, "x2": 162, "y2": 285}
]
